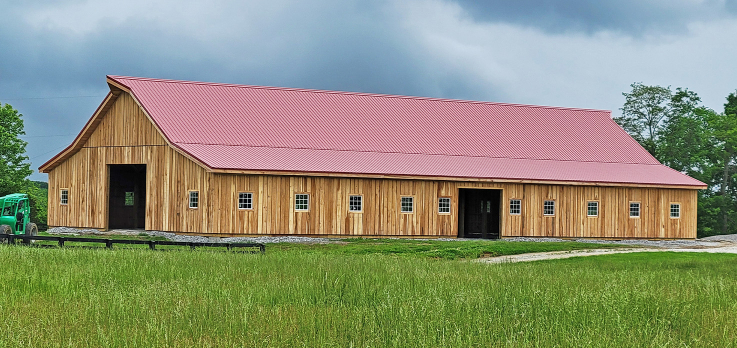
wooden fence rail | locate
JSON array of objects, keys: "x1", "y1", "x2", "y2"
[{"x1": 0, "y1": 234, "x2": 265, "y2": 253}]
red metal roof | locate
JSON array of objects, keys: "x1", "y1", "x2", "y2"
[{"x1": 101, "y1": 75, "x2": 704, "y2": 187}]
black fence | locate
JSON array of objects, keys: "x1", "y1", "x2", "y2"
[{"x1": 0, "y1": 234, "x2": 265, "y2": 253}]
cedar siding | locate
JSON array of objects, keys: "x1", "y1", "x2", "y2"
[{"x1": 46, "y1": 92, "x2": 697, "y2": 238}]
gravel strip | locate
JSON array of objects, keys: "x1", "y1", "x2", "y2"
[
  {"x1": 47, "y1": 227, "x2": 336, "y2": 244},
  {"x1": 46, "y1": 227, "x2": 736, "y2": 248}
]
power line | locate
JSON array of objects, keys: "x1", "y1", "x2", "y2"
[
  {"x1": 20, "y1": 134, "x2": 77, "y2": 138},
  {"x1": 1, "y1": 95, "x2": 106, "y2": 101},
  {"x1": 28, "y1": 144, "x2": 69, "y2": 161}
]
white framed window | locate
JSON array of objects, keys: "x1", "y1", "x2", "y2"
[
  {"x1": 543, "y1": 200, "x2": 555, "y2": 216},
  {"x1": 295, "y1": 194, "x2": 309, "y2": 211},
  {"x1": 629, "y1": 202, "x2": 640, "y2": 218},
  {"x1": 509, "y1": 199, "x2": 521, "y2": 215},
  {"x1": 438, "y1": 197, "x2": 451, "y2": 214},
  {"x1": 401, "y1": 196, "x2": 414, "y2": 213},
  {"x1": 238, "y1": 192, "x2": 253, "y2": 210},
  {"x1": 189, "y1": 191, "x2": 199, "y2": 209},
  {"x1": 670, "y1": 203, "x2": 680, "y2": 218},
  {"x1": 587, "y1": 201, "x2": 599, "y2": 217},
  {"x1": 349, "y1": 195, "x2": 362, "y2": 212},
  {"x1": 60, "y1": 189, "x2": 69, "y2": 205}
]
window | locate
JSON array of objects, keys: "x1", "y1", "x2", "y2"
[
  {"x1": 401, "y1": 197, "x2": 414, "y2": 213},
  {"x1": 189, "y1": 191, "x2": 199, "y2": 209},
  {"x1": 295, "y1": 194, "x2": 309, "y2": 211},
  {"x1": 543, "y1": 200, "x2": 555, "y2": 216},
  {"x1": 587, "y1": 201, "x2": 598, "y2": 217},
  {"x1": 670, "y1": 203, "x2": 680, "y2": 218},
  {"x1": 438, "y1": 197, "x2": 451, "y2": 214},
  {"x1": 509, "y1": 199, "x2": 521, "y2": 215},
  {"x1": 238, "y1": 192, "x2": 253, "y2": 210},
  {"x1": 349, "y1": 195, "x2": 362, "y2": 212},
  {"x1": 60, "y1": 189, "x2": 69, "y2": 205},
  {"x1": 629, "y1": 202, "x2": 640, "y2": 218},
  {"x1": 125, "y1": 192, "x2": 135, "y2": 206}
]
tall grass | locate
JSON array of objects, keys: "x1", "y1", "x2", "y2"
[{"x1": 0, "y1": 246, "x2": 735, "y2": 347}]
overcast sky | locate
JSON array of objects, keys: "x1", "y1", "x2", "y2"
[{"x1": 2, "y1": 0, "x2": 737, "y2": 181}]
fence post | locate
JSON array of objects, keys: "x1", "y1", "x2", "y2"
[
  {"x1": 58, "y1": 238, "x2": 64, "y2": 247},
  {"x1": 148, "y1": 241, "x2": 155, "y2": 250},
  {"x1": 106, "y1": 240, "x2": 113, "y2": 249}
]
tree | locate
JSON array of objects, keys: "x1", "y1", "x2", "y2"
[
  {"x1": 0, "y1": 103, "x2": 32, "y2": 194},
  {"x1": 614, "y1": 83, "x2": 672, "y2": 157},
  {"x1": 658, "y1": 88, "x2": 708, "y2": 176},
  {"x1": 0, "y1": 103, "x2": 46, "y2": 227},
  {"x1": 726, "y1": 90, "x2": 737, "y2": 117}
]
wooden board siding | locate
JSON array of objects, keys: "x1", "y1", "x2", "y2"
[{"x1": 46, "y1": 92, "x2": 699, "y2": 239}]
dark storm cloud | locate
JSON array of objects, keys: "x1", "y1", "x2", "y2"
[
  {"x1": 0, "y1": 0, "x2": 494, "y2": 179},
  {"x1": 451, "y1": 0, "x2": 736, "y2": 34}
]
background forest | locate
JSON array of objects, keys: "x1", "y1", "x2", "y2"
[{"x1": 615, "y1": 84, "x2": 737, "y2": 237}]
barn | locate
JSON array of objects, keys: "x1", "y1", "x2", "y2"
[{"x1": 40, "y1": 76, "x2": 706, "y2": 239}]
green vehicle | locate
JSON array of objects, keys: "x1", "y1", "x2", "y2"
[{"x1": 0, "y1": 194, "x2": 37, "y2": 235}]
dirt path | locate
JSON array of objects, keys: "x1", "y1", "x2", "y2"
[{"x1": 480, "y1": 244, "x2": 737, "y2": 264}]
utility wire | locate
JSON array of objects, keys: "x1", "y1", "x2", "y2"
[
  {"x1": 28, "y1": 144, "x2": 69, "y2": 161},
  {"x1": 1, "y1": 95, "x2": 106, "y2": 101},
  {"x1": 20, "y1": 134, "x2": 77, "y2": 138}
]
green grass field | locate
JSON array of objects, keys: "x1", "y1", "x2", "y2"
[{"x1": 0, "y1": 242, "x2": 735, "y2": 347}]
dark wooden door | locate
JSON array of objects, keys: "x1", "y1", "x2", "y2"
[{"x1": 463, "y1": 190, "x2": 500, "y2": 239}]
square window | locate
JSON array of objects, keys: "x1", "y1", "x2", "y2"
[
  {"x1": 238, "y1": 192, "x2": 253, "y2": 210},
  {"x1": 438, "y1": 197, "x2": 451, "y2": 214},
  {"x1": 509, "y1": 199, "x2": 521, "y2": 215},
  {"x1": 60, "y1": 189, "x2": 69, "y2": 205},
  {"x1": 670, "y1": 203, "x2": 680, "y2": 218},
  {"x1": 401, "y1": 197, "x2": 414, "y2": 213},
  {"x1": 587, "y1": 201, "x2": 598, "y2": 217},
  {"x1": 295, "y1": 194, "x2": 309, "y2": 211},
  {"x1": 189, "y1": 191, "x2": 199, "y2": 209},
  {"x1": 630, "y1": 202, "x2": 640, "y2": 217},
  {"x1": 349, "y1": 195, "x2": 362, "y2": 212},
  {"x1": 125, "y1": 192, "x2": 135, "y2": 206},
  {"x1": 543, "y1": 200, "x2": 555, "y2": 216}
]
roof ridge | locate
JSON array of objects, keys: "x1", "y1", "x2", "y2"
[
  {"x1": 107, "y1": 75, "x2": 611, "y2": 113},
  {"x1": 174, "y1": 141, "x2": 664, "y2": 166}
]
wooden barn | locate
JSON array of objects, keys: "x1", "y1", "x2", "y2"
[{"x1": 40, "y1": 76, "x2": 706, "y2": 239}]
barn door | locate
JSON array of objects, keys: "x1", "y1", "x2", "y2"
[
  {"x1": 108, "y1": 164, "x2": 146, "y2": 229},
  {"x1": 460, "y1": 189, "x2": 501, "y2": 239}
]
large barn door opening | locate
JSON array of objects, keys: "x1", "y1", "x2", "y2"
[
  {"x1": 108, "y1": 164, "x2": 146, "y2": 229},
  {"x1": 458, "y1": 188, "x2": 501, "y2": 239}
]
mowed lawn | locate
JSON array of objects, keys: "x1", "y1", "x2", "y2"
[{"x1": 0, "y1": 242, "x2": 736, "y2": 347}]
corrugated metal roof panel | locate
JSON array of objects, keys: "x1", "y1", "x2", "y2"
[{"x1": 107, "y1": 75, "x2": 705, "y2": 188}]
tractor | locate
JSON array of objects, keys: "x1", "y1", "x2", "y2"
[{"x1": 0, "y1": 194, "x2": 37, "y2": 236}]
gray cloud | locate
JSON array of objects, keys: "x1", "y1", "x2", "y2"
[
  {"x1": 1, "y1": 0, "x2": 736, "y2": 182},
  {"x1": 1, "y1": 0, "x2": 500, "y2": 180},
  {"x1": 450, "y1": 0, "x2": 735, "y2": 34}
]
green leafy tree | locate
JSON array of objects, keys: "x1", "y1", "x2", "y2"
[
  {"x1": 0, "y1": 103, "x2": 32, "y2": 194},
  {"x1": 614, "y1": 83, "x2": 672, "y2": 157},
  {"x1": 658, "y1": 88, "x2": 709, "y2": 176},
  {"x1": 0, "y1": 103, "x2": 46, "y2": 227}
]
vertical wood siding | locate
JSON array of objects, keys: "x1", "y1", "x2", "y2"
[{"x1": 46, "y1": 93, "x2": 698, "y2": 238}]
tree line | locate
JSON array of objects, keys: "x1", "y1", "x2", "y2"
[{"x1": 615, "y1": 83, "x2": 737, "y2": 237}]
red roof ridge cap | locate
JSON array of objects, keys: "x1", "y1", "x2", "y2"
[{"x1": 106, "y1": 75, "x2": 611, "y2": 114}]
